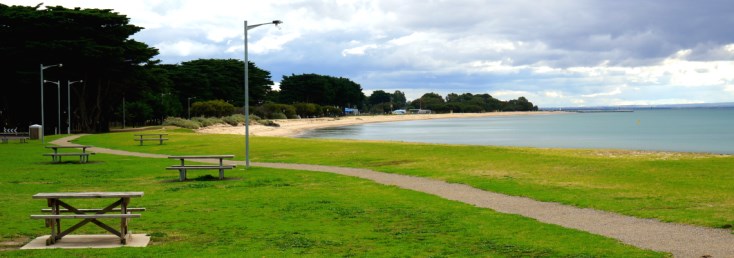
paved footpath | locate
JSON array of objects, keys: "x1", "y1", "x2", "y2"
[{"x1": 53, "y1": 135, "x2": 734, "y2": 257}]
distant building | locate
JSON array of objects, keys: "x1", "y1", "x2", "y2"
[
  {"x1": 344, "y1": 108, "x2": 359, "y2": 115},
  {"x1": 392, "y1": 109, "x2": 406, "y2": 115}
]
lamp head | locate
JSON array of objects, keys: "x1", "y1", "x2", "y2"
[
  {"x1": 273, "y1": 20, "x2": 283, "y2": 28},
  {"x1": 58, "y1": 63, "x2": 63, "y2": 67}
]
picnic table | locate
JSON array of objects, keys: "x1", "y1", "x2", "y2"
[
  {"x1": 166, "y1": 155, "x2": 236, "y2": 181},
  {"x1": 134, "y1": 134, "x2": 168, "y2": 145},
  {"x1": 43, "y1": 145, "x2": 93, "y2": 163},
  {"x1": 1, "y1": 132, "x2": 29, "y2": 143},
  {"x1": 30, "y1": 192, "x2": 145, "y2": 245}
]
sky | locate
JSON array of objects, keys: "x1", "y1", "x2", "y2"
[{"x1": 5, "y1": 0, "x2": 734, "y2": 107}]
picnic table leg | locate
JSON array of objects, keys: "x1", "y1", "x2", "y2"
[
  {"x1": 46, "y1": 198, "x2": 60, "y2": 245},
  {"x1": 219, "y1": 158, "x2": 225, "y2": 180},
  {"x1": 159, "y1": 135, "x2": 163, "y2": 145},
  {"x1": 179, "y1": 158, "x2": 187, "y2": 181},
  {"x1": 139, "y1": 136, "x2": 143, "y2": 146},
  {"x1": 120, "y1": 198, "x2": 129, "y2": 244}
]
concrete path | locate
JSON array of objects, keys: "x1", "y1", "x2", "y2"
[{"x1": 52, "y1": 135, "x2": 734, "y2": 257}]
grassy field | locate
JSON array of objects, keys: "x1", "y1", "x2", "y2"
[
  {"x1": 74, "y1": 128, "x2": 734, "y2": 230},
  {"x1": 0, "y1": 136, "x2": 664, "y2": 256}
]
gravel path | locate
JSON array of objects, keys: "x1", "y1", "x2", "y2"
[{"x1": 53, "y1": 135, "x2": 734, "y2": 257}]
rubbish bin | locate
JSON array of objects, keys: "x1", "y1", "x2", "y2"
[{"x1": 29, "y1": 124, "x2": 42, "y2": 139}]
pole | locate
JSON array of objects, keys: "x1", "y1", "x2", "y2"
[
  {"x1": 57, "y1": 80, "x2": 60, "y2": 135},
  {"x1": 40, "y1": 64, "x2": 45, "y2": 144},
  {"x1": 67, "y1": 81, "x2": 71, "y2": 134},
  {"x1": 122, "y1": 96, "x2": 126, "y2": 129},
  {"x1": 244, "y1": 20, "x2": 250, "y2": 168}
]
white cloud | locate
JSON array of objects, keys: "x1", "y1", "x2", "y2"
[
  {"x1": 342, "y1": 44, "x2": 378, "y2": 56},
  {"x1": 155, "y1": 40, "x2": 219, "y2": 57},
  {"x1": 544, "y1": 91, "x2": 565, "y2": 98},
  {"x1": 581, "y1": 87, "x2": 623, "y2": 98}
]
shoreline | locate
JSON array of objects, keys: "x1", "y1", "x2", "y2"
[{"x1": 196, "y1": 111, "x2": 562, "y2": 137}]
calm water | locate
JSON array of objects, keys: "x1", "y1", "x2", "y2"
[{"x1": 298, "y1": 109, "x2": 734, "y2": 154}]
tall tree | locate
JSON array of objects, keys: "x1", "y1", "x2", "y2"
[
  {"x1": 391, "y1": 90, "x2": 407, "y2": 109},
  {"x1": 368, "y1": 90, "x2": 391, "y2": 105},
  {"x1": 164, "y1": 59, "x2": 273, "y2": 108},
  {"x1": 0, "y1": 4, "x2": 159, "y2": 132},
  {"x1": 279, "y1": 74, "x2": 365, "y2": 108}
]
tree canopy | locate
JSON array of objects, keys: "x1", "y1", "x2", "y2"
[
  {"x1": 0, "y1": 4, "x2": 158, "y2": 132},
  {"x1": 278, "y1": 74, "x2": 365, "y2": 108}
]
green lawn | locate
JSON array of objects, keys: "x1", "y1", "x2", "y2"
[
  {"x1": 0, "y1": 135, "x2": 663, "y2": 257},
  {"x1": 74, "y1": 128, "x2": 734, "y2": 229}
]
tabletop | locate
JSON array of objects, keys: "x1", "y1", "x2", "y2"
[
  {"x1": 134, "y1": 134, "x2": 168, "y2": 136},
  {"x1": 33, "y1": 192, "x2": 144, "y2": 199},
  {"x1": 168, "y1": 155, "x2": 234, "y2": 159},
  {"x1": 45, "y1": 145, "x2": 91, "y2": 149}
]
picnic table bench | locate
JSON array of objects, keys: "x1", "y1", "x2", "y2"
[
  {"x1": 134, "y1": 134, "x2": 168, "y2": 145},
  {"x1": 1, "y1": 132, "x2": 30, "y2": 143},
  {"x1": 43, "y1": 145, "x2": 94, "y2": 163},
  {"x1": 166, "y1": 155, "x2": 236, "y2": 181},
  {"x1": 30, "y1": 192, "x2": 145, "y2": 245}
]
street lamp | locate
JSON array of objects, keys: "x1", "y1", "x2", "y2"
[
  {"x1": 67, "y1": 80, "x2": 83, "y2": 134},
  {"x1": 244, "y1": 20, "x2": 282, "y2": 168},
  {"x1": 187, "y1": 97, "x2": 196, "y2": 119},
  {"x1": 44, "y1": 80, "x2": 61, "y2": 135},
  {"x1": 40, "y1": 63, "x2": 62, "y2": 144}
]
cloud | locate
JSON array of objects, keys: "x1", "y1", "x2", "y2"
[
  {"x1": 341, "y1": 44, "x2": 378, "y2": 56},
  {"x1": 6, "y1": 0, "x2": 734, "y2": 107},
  {"x1": 581, "y1": 87, "x2": 623, "y2": 98}
]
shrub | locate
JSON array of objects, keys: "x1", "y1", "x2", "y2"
[
  {"x1": 270, "y1": 112, "x2": 288, "y2": 119},
  {"x1": 192, "y1": 116, "x2": 224, "y2": 127},
  {"x1": 259, "y1": 120, "x2": 280, "y2": 127},
  {"x1": 294, "y1": 102, "x2": 320, "y2": 117},
  {"x1": 191, "y1": 100, "x2": 236, "y2": 117},
  {"x1": 163, "y1": 117, "x2": 201, "y2": 129},
  {"x1": 222, "y1": 114, "x2": 246, "y2": 126},
  {"x1": 321, "y1": 106, "x2": 343, "y2": 117},
  {"x1": 254, "y1": 103, "x2": 297, "y2": 119}
]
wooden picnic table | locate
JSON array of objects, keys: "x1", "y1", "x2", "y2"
[
  {"x1": 44, "y1": 145, "x2": 93, "y2": 163},
  {"x1": 1, "y1": 132, "x2": 29, "y2": 143},
  {"x1": 134, "y1": 134, "x2": 168, "y2": 145},
  {"x1": 167, "y1": 155, "x2": 236, "y2": 181},
  {"x1": 31, "y1": 192, "x2": 145, "y2": 245}
]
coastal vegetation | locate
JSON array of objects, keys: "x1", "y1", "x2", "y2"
[
  {"x1": 75, "y1": 130, "x2": 734, "y2": 229},
  {"x1": 0, "y1": 136, "x2": 661, "y2": 257}
]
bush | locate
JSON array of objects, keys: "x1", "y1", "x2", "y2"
[
  {"x1": 294, "y1": 102, "x2": 320, "y2": 117},
  {"x1": 163, "y1": 117, "x2": 201, "y2": 129},
  {"x1": 321, "y1": 106, "x2": 343, "y2": 117},
  {"x1": 270, "y1": 112, "x2": 288, "y2": 119},
  {"x1": 191, "y1": 100, "x2": 236, "y2": 117},
  {"x1": 222, "y1": 114, "x2": 246, "y2": 126},
  {"x1": 259, "y1": 120, "x2": 280, "y2": 127},
  {"x1": 192, "y1": 116, "x2": 223, "y2": 127},
  {"x1": 254, "y1": 103, "x2": 297, "y2": 119}
]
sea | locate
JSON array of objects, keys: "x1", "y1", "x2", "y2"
[{"x1": 298, "y1": 108, "x2": 734, "y2": 154}]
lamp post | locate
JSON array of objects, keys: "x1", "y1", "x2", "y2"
[
  {"x1": 122, "y1": 95, "x2": 126, "y2": 129},
  {"x1": 187, "y1": 97, "x2": 196, "y2": 119},
  {"x1": 40, "y1": 63, "x2": 62, "y2": 144},
  {"x1": 44, "y1": 80, "x2": 61, "y2": 135},
  {"x1": 67, "y1": 80, "x2": 83, "y2": 134},
  {"x1": 244, "y1": 20, "x2": 282, "y2": 168}
]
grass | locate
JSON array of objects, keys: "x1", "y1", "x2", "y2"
[
  {"x1": 0, "y1": 136, "x2": 664, "y2": 256},
  {"x1": 73, "y1": 128, "x2": 734, "y2": 229}
]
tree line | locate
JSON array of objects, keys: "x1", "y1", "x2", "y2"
[{"x1": 0, "y1": 4, "x2": 536, "y2": 133}]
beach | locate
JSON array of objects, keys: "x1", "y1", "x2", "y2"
[{"x1": 196, "y1": 111, "x2": 559, "y2": 137}]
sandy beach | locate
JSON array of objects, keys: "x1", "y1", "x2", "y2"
[{"x1": 196, "y1": 111, "x2": 560, "y2": 137}]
